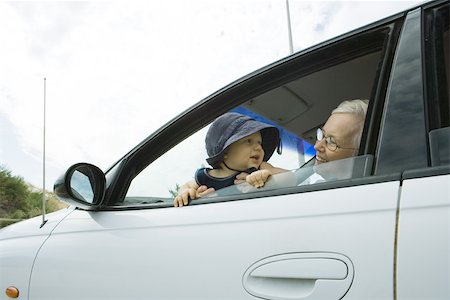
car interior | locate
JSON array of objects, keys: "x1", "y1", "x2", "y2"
[{"x1": 243, "y1": 50, "x2": 381, "y2": 145}]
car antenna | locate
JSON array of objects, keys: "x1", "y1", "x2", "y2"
[
  {"x1": 40, "y1": 78, "x2": 48, "y2": 228},
  {"x1": 286, "y1": 0, "x2": 294, "y2": 55}
]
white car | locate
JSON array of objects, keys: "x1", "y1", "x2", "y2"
[{"x1": 1, "y1": 1, "x2": 449, "y2": 299}]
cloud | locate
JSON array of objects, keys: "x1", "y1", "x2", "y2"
[
  {"x1": 0, "y1": 0, "x2": 290, "y2": 188},
  {"x1": 289, "y1": 0, "x2": 421, "y2": 51}
]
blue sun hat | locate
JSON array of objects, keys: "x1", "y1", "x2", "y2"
[{"x1": 205, "y1": 112, "x2": 280, "y2": 168}]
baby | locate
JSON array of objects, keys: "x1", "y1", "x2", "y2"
[{"x1": 174, "y1": 112, "x2": 287, "y2": 207}]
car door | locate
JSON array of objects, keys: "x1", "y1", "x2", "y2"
[
  {"x1": 26, "y1": 4, "x2": 434, "y2": 300},
  {"x1": 29, "y1": 181, "x2": 399, "y2": 300},
  {"x1": 396, "y1": 2, "x2": 450, "y2": 299}
]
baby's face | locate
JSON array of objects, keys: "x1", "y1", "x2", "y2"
[{"x1": 223, "y1": 132, "x2": 264, "y2": 171}]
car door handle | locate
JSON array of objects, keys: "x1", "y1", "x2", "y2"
[{"x1": 243, "y1": 253, "x2": 354, "y2": 300}]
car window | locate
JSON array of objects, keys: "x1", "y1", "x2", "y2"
[
  {"x1": 425, "y1": 2, "x2": 449, "y2": 167},
  {"x1": 119, "y1": 20, "x2": 397, "y2": 207},
  {"x1": 123, "y1": 109, "x2": 313, "y2": 205},
  {"x1": 124, "y1": 126, "x2": 210, "y2": 205}
]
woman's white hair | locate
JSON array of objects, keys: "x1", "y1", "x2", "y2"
[
  {"x1": 332, "y1": 99, "x2": 369, "y2": 116},
  {"x1": 331, "y1": 99, "x2": 369, "y2": 154}
]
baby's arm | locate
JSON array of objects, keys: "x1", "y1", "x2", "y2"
[
  {"x1": 245, "y1": 162, "x2": 288, "y2": 188},
  {"x1": 173, "y1": 180, "x2": 215, "y2": 207},
  {"x1": 260, "y1": 161, "x2": 288, "y2": 175}
]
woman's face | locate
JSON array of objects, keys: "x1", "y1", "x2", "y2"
[{"x1": 314, "y1": 113, "x2": 360, "y2": 165}]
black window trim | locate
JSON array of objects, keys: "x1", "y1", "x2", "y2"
[{"x1": 402, "y1": 165, "x2": 450, "y2": 180}]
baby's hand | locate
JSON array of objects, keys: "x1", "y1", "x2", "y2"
[
  {"x1": 173, "y1": 185, "x2": 215, "y2": 207},
  {"x1": 246, "y1": 169, "x2": 271, "y2": 188},
  {"x1": 196, "y1": 185, "x2": 215, "y2": 197},
  {"x1": 234, "y1": 172, "x2": 250, "y2": 185},
  {"x1": 174, "y1": 188, "x2": 197, "y2": 207}
]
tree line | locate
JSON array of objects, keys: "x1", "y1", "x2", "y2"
[{"x1": 0, "y1": 165, "x2": 67, "y2": 228}]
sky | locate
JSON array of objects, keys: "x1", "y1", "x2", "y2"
[{"x1": 0, "y1": 0, "x2": 422, "y2": 191}]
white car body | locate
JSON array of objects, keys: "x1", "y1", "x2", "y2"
[{"x1": 1, "y1": 1, "x2": 449, "y2": 299}]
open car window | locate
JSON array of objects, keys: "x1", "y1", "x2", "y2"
[
  {"x1": 123, "y1": 109, "x2": 313, "y2": 206},
  {"x1": 118, "y1": 18, "x2": 397, "y2": 208}
]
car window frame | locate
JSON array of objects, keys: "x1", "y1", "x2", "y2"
[
  {"x1": 99, "y1": 13, "x2": 407, "y2": 210},
  {"x1": 374, "y1": 8, "x2": 429, "y2": 175},
  {"x1": 375, "y1": 2, "x2": 450, "y2": 181}
]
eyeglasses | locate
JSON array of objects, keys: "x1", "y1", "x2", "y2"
[{"x1": 316, "y1": 128, "x2": 357, "y2": 152}]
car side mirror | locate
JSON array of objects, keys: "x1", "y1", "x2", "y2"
[{"x1": 54, "y1": 163, "x2": 106, "y2": 209}]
